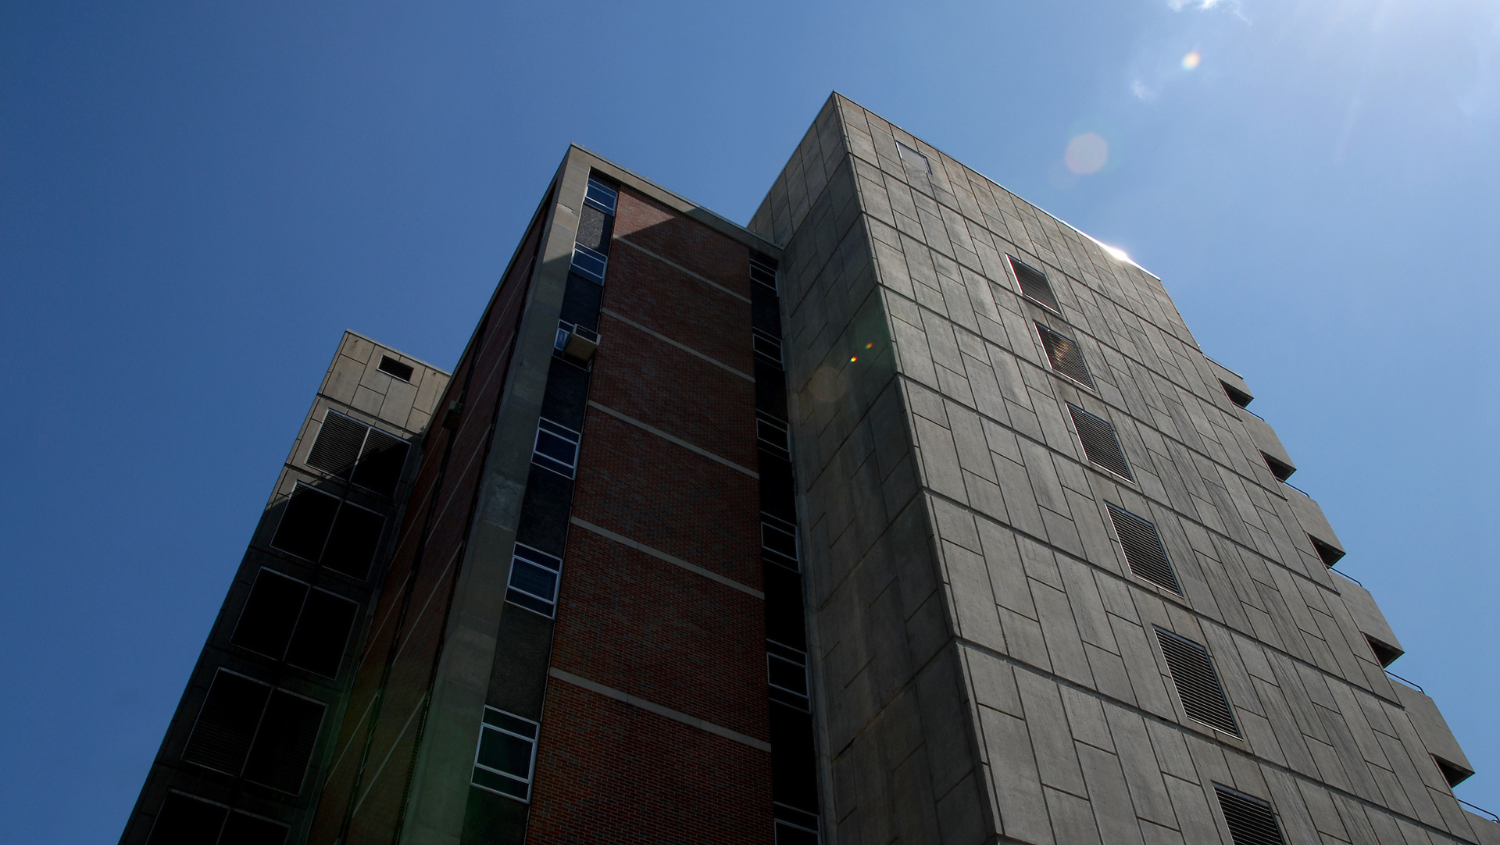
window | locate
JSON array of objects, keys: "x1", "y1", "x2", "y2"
[
  {"x1": 750, "y1": 253, "x2": 779, "y2": 291},
  {"x1": 1155, "y1": 628, "x2": 1239, "y2": 735},
  {"x1": 753, "y1": 328, "x2": 783, "y2": 366},
  {"x1": 896, "y1": 140, "x2": 930, "y2": 172},
  {"x1": 472, "y1": 707, "x2": 538, "y2": 801},
  {"x1": 583, "y1": 175, "x2": 618, "y2": 214},
  {"x1": 531, "y1": 418, "x2": 581, "y2": 478},
  {"x1": 1262, "y1": 452, "x2": 1295, "y2": 483},
  {"x1": 269, "y1": 484, "x2": 385, "y2": 580},
  {"x1": 1008, "y1": 256, "x2": 1060, "y2": 312},
  {"x1": 570, "y1": 244, "x2": 608, "y2": 283},
  {"x1": 146, "y1": 792, "x2": 289, "y2": 845},
  {"x1": 1036, "y1": 323, "x2": 1093, "y2": 388},
  {"x1": 757, "y1": 412, "x2": 790, "y2": 460},
  {"x1": 305, "y1": 410, "x2": 410, "y2": 497},
  {"x1": 232, "y1": 568, "x2": 359, "y2": 678},
  {"x1": 1106, "y1": 505, "x2": 1180, "y2": 594},
  {"x1": 774, "y1": 804, "x2": 821, "y2": 845},
  {"x1": 1220, "y1": 380, "x2": 1253, "y2": 409},
  {"x1": 1308, "y1": 534, "x2": 1344, "y2": 568},
  {"x1": 762, "y1": 513, "x2": 800, "y2": 571},
  {"x1": 1067, "y1": 404, "x2": 1133, "y2": 480},
  {"x1": 506, "y1": 543, "x2": 563, "y2": 617},
  {"x1": 767, "y1": 641, "x2": 810, "y2": 711},
  {"x1": 181, "y1": 669, "x2": 325, "y2": 795},
  {"x1": 1213, "y1": 785, "x2": 1285, "y2": 845},
  {"x1": 377, "y1": 355, "x2": 414, "y2": 382}
]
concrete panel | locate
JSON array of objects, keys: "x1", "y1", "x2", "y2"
[{"x1": 1394, "y1": 683, "x2": 1475, "y2": 785}]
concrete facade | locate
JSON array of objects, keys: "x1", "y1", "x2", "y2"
[{"x1": 124, "y1": 93, "x2": 1488, "y2": 845}]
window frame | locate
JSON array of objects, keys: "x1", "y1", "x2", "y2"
[
  {"x1": 471, "y1": 707, "x2": 540, "y2": 802},
  {"x1": 531, "y1": 417, "x2": 582, "y2": 478},
  {"x1": 505, "y1": 542, "x2": 564, "y2": 618}
]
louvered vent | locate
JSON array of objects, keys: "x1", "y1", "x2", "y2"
[
  {"x1": 1156, "y1": 629, "x2": 1239, "y2": 735},
  {"x1": 182, "y1": 670, "x2": 271, "y2": 776},
  {"x1": 1009, "y1": 257, "x2": 1060, "y2": 311},
  {"x1": 1214, "y1": 785, "x2": 1285, "y2": 845},
  {"x1": 1107, "y1": 505, "x2": 1180, "y2": 594},
  {"x1": 1037, "y1": 323, "x2": 1093, "y2": 387},
  {"x1": 242, "y1": 690, "x2": 325, "y2": 794},
  {"x1": 1067, "y1": 404, "x2": 1132, "y2": 480},
  {"x1": 306, "y1": 412, "x2": 367, "y2": 479}
]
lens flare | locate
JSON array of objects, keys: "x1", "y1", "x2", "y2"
[
  {"x1": 1182, "y1": 51, "x2": 1201, "y2": 70},
  {"x1": 1064, "y1": 132, "x2": 1109, "y2": 175},
  {"x1": 850, "y1": 356, "x2": 858, "y2": 363}
]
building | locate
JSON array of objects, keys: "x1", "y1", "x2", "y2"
[{"x1": 122, "y1": 94, "x2": 1493, "y2": 845}]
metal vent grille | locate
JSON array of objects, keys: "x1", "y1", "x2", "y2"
[
  {"x1": 182, "y1": 670, "x2": 271, "y2": 776},
  {"x1": 1010, "y1": 257, "x2": 1059, "y2": 311},
  {"x1": 242, "y1": 690, "x2": 324, "y2": 794},
  {"x1": 306, "y1": 412, "x2": 367, "y2": 479},
  {"x1": 1037, "y1": 323, "x2": 1093, "y2": 387},
  {"x1": 1107, "y1": 505, "x2": 1180, "y2": 594},
  {"x1": 1214, "y1": 785, "x2": 1285, "y2": 845},
  {"x1": 1156, "y1": 629, "x2": 1239, "y2": 735},
  {"x1": 1067, "y1": 404, "x2": 1132, "y2": 480},
  {"x1": 377, "y1": 355, "x2": 414, "y2": 382}
]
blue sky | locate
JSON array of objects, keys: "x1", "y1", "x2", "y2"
[{"x1": 3, "y1": 0, "x2": 1497, "y2": 839}]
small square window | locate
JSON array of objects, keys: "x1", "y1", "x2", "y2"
[
  {"x1": 570, "y1": 244, "x2": 608, "y2": 284},
  {"x1": 767, "y1": 640, "x2": 810, "y2": 711},
  {"x1": 753, "y1": 328, "x2": 783, "y2": 366},
  {"x1": 473, "y1": 707, "x2": 539, "y2": 802},
  {"x1": 762, "y1": 513, "x2": 799, "y2": 571},
  {"x1": 757, "y1": 412, "x2": 790, "y2": 460},
  {"x1": 896, "y1": 141, "x2": 931, "y2": 173},
  {"x1": 583, "y1": 175, "x2": 618, "y2": 214},
  {"x1": 532, "y1": 418, "x2": 581, "y2": 478},
  {"x1": 750, "y1": 253, "x2": 779, "y2": 290},
  {"x1": 506, "y1": 543, "x2": 563, "y2": 617}
]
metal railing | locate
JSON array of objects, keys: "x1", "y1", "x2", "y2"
[
  {"x1": 1459, "y1": 798, "x2": 1499, "y2": 823},
  {"x1": 1384, "y1": 670, "x2": 1424, "y2": 693},
  {"x1": 1329, "y1": 568, "x2": 1364, "y2": 588}
]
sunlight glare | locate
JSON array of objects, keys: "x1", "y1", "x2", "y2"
[
  {"x1": 1182, "y1": 51, "x2": 1201, "y2": 70},
  {"x1": 1064, "y1": 132, "x2": 1109, "y2": 175}
]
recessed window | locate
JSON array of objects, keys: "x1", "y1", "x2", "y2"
[
  {"x1": 1067, "y1": 404, "x2": 1133, "y2": 480},
  {"x1": 1213, "y1": 785, "x2": 1284, "y2": 845},
  {"x1": 1155, "y1": 628, "x2": 1239, "y2": 735},
  {"x1": 1365, "y1": 634, "x2": 1401, "y2": 668},
  {"x1": 753, "y1": 328, "x2": 783, "y2": 366},
  {"x1": 757, "y1": 412, "x2": 790, "y2": 460},
  {"x1": 762, "y1": 513, "x2": 800, "y2": 571},
  {"x1": 896, "y1": 141, "x2": 931, "y2": 173},
  {"x1": 472, "y1": 707, "x2": 538, "y2": 802},
  {"x1": 1008, "y1": 256, "x2": 1060, "y2": 312},
  {"x1": 1036, "y1": 323, "x2": 1093, "y2": 388},
  {"x1": 506, "y1": 543, "x2": 563, "y2": 617},
  {"x1": 583, "y1": 175, "x2": 618, "y2": 214},
  {"x1": 306, "y1": 410, "x2": 410, "y2": 497},
  {"x1": 1107, "y1": 505, "x2": 1180, "y2": 594},
  {"x1": 1434, "y1": 755, "x2": 1474, "y2": 788},
  {"x1": 570, "y1": 244, "x2": 608, "y2": 284},
  {"x1": 774, "y1": 802, "x2": 822, "y2": 845},
  {"x1": 269, "y1": 484, "x2": 385, "y2": 580},
  {"x1": 1263, "y1": 453, "x2": 1295, "y2": 482},
  {"x1": 767, "y1": 640, "x2": 810, "y2": 712},
  {"x1": 1308, "y1": 533, "x2": 1344, "y2": 568},
  {"x1": 1220, "y1": 380, "x2": 1253, "y2": 409},
  {"x1": 377, "y1": 356, "x2": 414, "y2": 382},
  {"x1": 181, "y1": 669, "x2": 325, "y2": 795},
  {"x1": 750, "y1": 253, "x2": 779, "y2": 290},
  {"x1": 532, "y1": 418, "x2": 581, "y2": 478},
  {"x1": 146, "y1": 792, "x2": 289, "y2": 845}
]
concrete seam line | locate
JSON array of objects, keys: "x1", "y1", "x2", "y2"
[
  {"x1": 586, "y1": 401, "x2": 758, "y2": 478},
  {"x1": 548, "y1": 668, "x2": 772, "y2": 753},
  {"x1": 600, "y1": 307, "x2": 754, "y2": 382},
  {"x1": 570, "y1": 516, "x2": 764, "y2": 599},
  {"x1": 614, "y1": 236, "x2": 752, "y2": 304}
]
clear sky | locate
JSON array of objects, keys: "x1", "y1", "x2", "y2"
[{"x1": 3, "y1": 0, "x2": 1497, "y2": 840}]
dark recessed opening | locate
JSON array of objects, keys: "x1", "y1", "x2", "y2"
[
  {"x1": 1220, "y1": 380, "x2": 1253, "y2": 408},
  {"x1": 1365, "y1": 634, "x2": 1402, "y2": 668},
  {"x1": 1309, "y1": 535, "x2": 1345, "y2": 567},
  {"x1": 377, "y1": 355, "x2": 414, "y2": 382},
  {"x1": 1434, "y1": 756, "x2": 1475, "y2": 788},
  {"x1": 1263, "y1": 453, "x2": 1295, "y2": 482}
]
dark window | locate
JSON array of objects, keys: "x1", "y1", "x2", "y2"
[
  {"x1": 1263, "y1": 453, "x2": 1295, "y2": 482},
  {"x1": 241, "y1": 690, "x2": 325, "y2": 794},
  {"x1": 763, "y1": 513, "x2": 800, "y2": 571},
  {"x1": 896, "y1": 141, "x2": 931, "y2": 173},
  {"x1": 270, "y1": 484, "x2": 384, "y2": 580},
  {"x1": 1308, "y1": 534, "x2": 1344, "y2": 568},
  {"x1": 506, "y1": 543, "x2": 563, "y2": 617},
  {"x1": 532, "y1": 418, "x2": 581, "y2": 478},
  {"x1": 750, "y1": 253, "x2": 779, "y2": 291},
  {"x1": 1365, "y1": 634, "x2": 1401, "y2": 668},
  {"x1": 768, "y1": 640, "x2": 810, "y2": 711},
  {"x1": 1434, "y1": 756, "x2": 1474, "y2": 788},
  {"x1": 1220, "y1": 380, "x2": 1253, "y2": 409},
  {"x1": 1037, "y1": 323, "x2": 1093, "y2": 388},
  {"x1": 751, "y1": 279, "x2": 783, "y2": 335},
  {"x1": 182, "y1": 670, "x2": 326, "y2": 794},
  {"x1": 147, "y1": 793, "x2": 289, "y2": 845},
  {"x1": 570, "y1": 244, "x2": 607, "y2": 283},
  {"x1": 1067, "y1": 404, "x2": 1133, "y2": 480},
  {"x1": 283, "y1": 589, "x2": 359, "y2": 678},
  {"x1": 753, "y1": 329, "x2": 783, "y2": 366},
  {"x1": 472, "y1": 707, "x2": 538, "y2": 802},
  {"x1": 1213, "y1": 785, "x2": 1285, "y2": 845},
  {"x1": 182, "y1": 670, "x2": 272, "y2": 776},
  {"x1": 583, "y1": 175, "x2": 618, "y2": 214},
  {"x1": 1009, "y1": 256, "x2": 1060, "y2": 312},
  {"x1": 758, "y1": 412, "x2": 790, "y2": 460},
  {"x1": 377, "y1": 356, "x2": 414, "y2": 382},
  {"x1": 758, "y1": 453, "x2": 797, "y2": 525},
  {"x1": 231, "y1": 569, "x2": 308, "y2": 661},
  {"x1": 306, "y1": 410, "x2": 410, "y2": 497},
  {"x1": 218, "y1": 812, "x2": 290, "y2": 845},
  {"x1": 1156, "y1": 628, "x2": 1239, "y2": 735},
  {"x1": 1107, "y1": 505, "x2": 1180, "y2": 594},
  {"x1": 774, "y1": 803, "x2": 821, "y2": 845}
]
